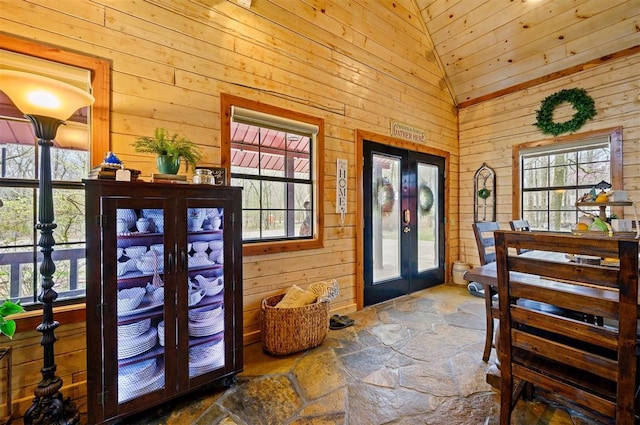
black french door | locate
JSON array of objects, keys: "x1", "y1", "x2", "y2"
[{"x1": 363, "y1": 141, "x2": 445, "y2": 306}]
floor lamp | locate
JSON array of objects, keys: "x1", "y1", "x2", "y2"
[{"x1": 0, "y1": 70, "x2": 94, "y2": 425}]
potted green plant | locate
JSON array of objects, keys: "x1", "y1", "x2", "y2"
[
  {"x1": 133, "y1": 128, "x2": 203, "y2": 174},
  {"x1": 0, "y1": 300, "x2": 24, "y2": 339}
]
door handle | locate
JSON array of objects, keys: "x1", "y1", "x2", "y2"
[
  {"x1": 167, "y1": 251, "x2": 173, "y2": 275},
  {"x1": 403, "y1": 209, "x2": 411, "y2": 224},
  {"x1": 180, "y1": 248, "x2": 187, "y2": 273}
]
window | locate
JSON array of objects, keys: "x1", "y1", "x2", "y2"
[
  {"x1": 514, "y1": 128, "x2": 622, "y2": 232},
  {"x1": 221, "y1": 94, "x2": 324, "y2": 255},
  {"x1": 0, "y1": 37, "x2": 110, "y2": 307}
]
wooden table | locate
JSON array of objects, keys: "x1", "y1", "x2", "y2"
[{"x1": 464, "y1": 251, "x2": 640, "y2": 307}]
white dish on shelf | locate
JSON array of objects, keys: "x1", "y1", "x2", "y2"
[
  {"x1": 147, "y1": 286, "x2": 164, "y2": 304},
  {"x1": 117, "y1": 287, "x2": 146, "y2": 313},
  {"x1": 188, "y1": 304, "x2": 223, "y2": 322},
  {"x1": 208, "y1": 240, "x2": 224, "y2": 251},
  {"x1": 117, "y1": 209, "x2": 138, "y2": 228},
  {"x1": 119, "y1": 361, "x2": 165, "y2": 403},
  {"x1": 118, "y1": 318, "x2": 151, "y2": 339},
  {"x1": 193, "y1": 275, "x2": 224, "y2": 297},
  {"x1": 118, "y1": 358, "x2": 156, "y2": 385},
  {"x1": 189, "y1": 339, "x2": 225, "y2": 376},
  {"x1": 192, "y1": 241, "x2": 209, "y2": 253},
  {"x1": 158, "y1": 320, "x2": 165, "y2": 346},
  {"x1": 117, "y1": 259, "x2": 136, "y2": 277},
  {"x1": 124, "y1": 245, "x2": 147, "y2": 259},
  {"x1": 188, "y1": 288, "x2": 207, "y2": 307},
  {"x1": 136, "y1": 253, "x2": 163, "y2": 273},
  {"x1": 150, "y1": 243, "x2": 164, "y2": 254},
  {"x1": 188, "y1": 317, "x2": 224, "y2": 337},
  {"x1": 117, "y1": 296, "x2": 164, "y2": 317},
  {"x1": 188, "y1": 256, "x2": 214, "y2": 268},
  {"x1": 118, "y1": 327, "x2": 158, "y2": 359}
]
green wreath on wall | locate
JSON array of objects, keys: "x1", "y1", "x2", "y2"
[{"x1": 534, "y1": 88, "x2": 596, "y2": 136}]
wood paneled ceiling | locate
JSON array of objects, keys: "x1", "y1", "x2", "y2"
[{"x1": 414, "y1": 0, "x2": 640, "y2": 107}]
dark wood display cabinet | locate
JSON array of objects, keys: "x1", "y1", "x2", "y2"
[{"x1": 84, "y1": 180, "x2": 243, "y2": 425}]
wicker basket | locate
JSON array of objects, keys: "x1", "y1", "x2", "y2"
[{"x1": 260, "y1": 293, "x2": 329, "y2": 355}]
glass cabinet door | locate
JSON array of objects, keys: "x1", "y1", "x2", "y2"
[
  {"x1": 106, "y1": 202, "x2": 169, "y2": 408},
  {"x1": 183, "y1": 205, "x2": 227, "y2": 380}
]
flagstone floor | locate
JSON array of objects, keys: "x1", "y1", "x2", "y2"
[{"x1": 120, "y1": 283, "x2": 610, "y2": 425}]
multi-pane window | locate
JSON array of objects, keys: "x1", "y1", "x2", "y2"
[
  {"x1": 0, "y1": 50, "x2": 91, "y2": 306},
  {"x1": 520, "y1": 138, "x2": 610, "y2": 232},
  {"x1": 230, "y1": 106, "x2": 318, "y2": 243}
]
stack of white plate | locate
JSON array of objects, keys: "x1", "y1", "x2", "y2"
[
  {"x1": 118, "y1": 327, "x2": 158, "y2": 359},
  {"x1": 118, "y1": 358, "x2": 156, "y2": 394},
  {"x1": 158, "y1": 320, "x2": 165, "y2": 346},
  {"x1": 189, "y1": 339, "x2": 224, "y2": 377},
  {"x1": 188, "y1": 304, "x2": 223, "y2": 322},
  {"x1": 188, "y1": 310, "x2": 224, "y2": 337},
  {"x1": 119, "y1": 360, "x2": 165, "y2": 403},
  {"x1": 118, "y1": 318, "x2": 151, "y2": 340}
]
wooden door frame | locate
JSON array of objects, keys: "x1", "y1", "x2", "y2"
[{"x1": 356, "y1": 130, "x2": 450, "y2": 310}]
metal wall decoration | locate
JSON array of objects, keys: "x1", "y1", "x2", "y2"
[{"x1": 474, "y1": 163, "x2": 496, "y2": 222}]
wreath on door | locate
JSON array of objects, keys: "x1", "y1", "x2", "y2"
[
  {"x1": 418, "y1": 183, "x2": 434, "y2": 215},
  {"x1": 376, "y1": 177, "x2": 395, "y2": 216}
]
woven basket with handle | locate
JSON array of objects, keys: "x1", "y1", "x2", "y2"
[{"x1": 260, "y1": 293, "x2": 329, "y2": 355}]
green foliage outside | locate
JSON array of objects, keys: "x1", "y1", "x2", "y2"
[{"x1": 0, "y1": 145, "x2": 88, "y2": 303}]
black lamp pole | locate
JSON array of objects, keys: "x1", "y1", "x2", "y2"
[{"x1": 23, "y1": 114, "x2": 79, "y2": 425}]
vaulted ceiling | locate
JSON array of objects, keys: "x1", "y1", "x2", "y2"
[{"x1": 413, "y1": 0, "x2": 640, "y2": 107}]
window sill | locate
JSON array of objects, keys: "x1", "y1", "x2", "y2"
[
  {"x1": 243, "y1": 238, "x2": 323, "y2": 256},
  {"x1": 12, "y1": 303, "x2": 86, "y2": 332}
]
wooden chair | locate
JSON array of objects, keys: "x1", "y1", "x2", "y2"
[
  {"x1": 471, "y1": 222, "x2": 500, "y2": 362},
  {"x1": 495, "y1": 230, "x2": 639, "y2": 424},
  {"x1": 508, "y1": 219, "x2": 530, "y2": 232},
  {"x1": 509, "y1": 220, "x2": 531, "y2": 255}
]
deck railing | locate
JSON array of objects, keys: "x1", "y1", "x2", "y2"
[{"x1": 0, "y1": 246, "x2": 86, "y2": 302}]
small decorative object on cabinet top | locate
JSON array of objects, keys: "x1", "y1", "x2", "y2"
[
  {"x1": 88, "y1": 152, "x2": 140, "y2": 181},
  {"x1": 133, "y1": 127, "x2": 203, "y2": 174},
  {"x1": 194, "y1": 166, "x2": 226, "y2": 185}
]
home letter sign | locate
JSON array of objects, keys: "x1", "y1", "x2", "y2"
[{"x1": 336, "y1": 159, "x2": 347, "y2": 224}]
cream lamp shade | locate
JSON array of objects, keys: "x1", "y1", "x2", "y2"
[{"x1": 0, "y1": 69, "x2": 94, "y2": 121}]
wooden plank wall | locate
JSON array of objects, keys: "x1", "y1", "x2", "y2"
[
  {"x1": 0, "y1": 0, "x2": 458, "y2": 420},
  {"x1": 458, "y1": 53, "x2": 640, "y2": 267}
]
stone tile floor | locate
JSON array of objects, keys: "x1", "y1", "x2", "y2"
[{"x1": 122, "y1": 283, "x2": 610, "y2": 425}]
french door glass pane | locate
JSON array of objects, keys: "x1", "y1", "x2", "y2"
[
  {"x1": 372, "y1": 153, "x2": 400, "y2": 283},
  {"x1": 417, "y1": 162, "x2": 438, "y2": 272}
]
